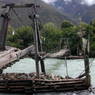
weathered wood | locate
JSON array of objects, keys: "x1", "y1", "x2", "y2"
[
  {"x1": 2, "y1": 3, "x2": 40, "y2": 8},
  {"x1": 0, "y1": 48, "x2": 19, "y2": 58},
  {"x1": 42, "y1": 49, "x2": 69, "y2": 59},
  {"x1": 0, "y1": 77, "x2": 89, "y2": 93},
  {"x1": 0, "y1": 7, "x2": 10, "y2": 50},
  {"x1": 34, "y1": 78, "x2": 85, "y2": 82},
  {"x1": 77, "y1": 73, "x2": 86, "y2": 78},
  {"x1": 0, "y1": 45, "x2": 34, "y2": 70},
  {"x1": 33, "y1": 14, "x2": 40, "y2": 78},
  {"x1": 84, "y1": 55, "x2": 90, "y2": 87},
  {"x1": 40, "y1": 59, "x2": 46, "y2": 74},
  {"x1": 56, "y1": 56, "x2": 84, "y2": 59},
  {"x1": 31, "y1": 5, "x2": 46, "y2": 76},
  {"x1": 0, "y1": 73, "x2": 89, "y2": 93}
]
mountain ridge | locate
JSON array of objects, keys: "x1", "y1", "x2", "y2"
[
  {"x1": 49, "y1": 0, "x2": 95, "y2": 23},
  {"x1": 0, "y1": 0, "x2": 74, "y2": 27}
]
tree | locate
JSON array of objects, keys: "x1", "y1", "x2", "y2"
[
  {"x1": 62, "y1": 26, "x2": 80, "y2": 55},
  {"x1": 78, "y1": 22, "x2": 95, "y2": 56},
  {"x1": 61, "y1": 20, "x2": 73, "y2": 29},
  {"x1": 7, "y1": 26, "x2": 33, "y2": 49},
  {"x1": 42, "y1": 22, "x2": 62, "y2": 52}
]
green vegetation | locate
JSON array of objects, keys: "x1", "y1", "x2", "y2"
[
  {"x1": 42, "y1": 22, "x2": 62, "y2": 52},
  {"x1": 7, "y1": 20, "x2": 95, "y2": 57},
  {"x1": 7, "y1": 26, "x2": 33, "y2": 49}
]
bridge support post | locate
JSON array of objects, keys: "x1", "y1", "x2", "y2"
[
  {"x1": 84, "y1": 54, "x2": 90, "y2": 87},
  {"x1": 0, "y1": 6, "x2": 10, "y2": 51}
]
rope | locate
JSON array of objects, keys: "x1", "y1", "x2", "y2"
[
  {"x1": 77, "y1": 33, "x2": 93, "y2": 78},
  {"x1": 65, "y1": 56, "x2": 69, "y2": 78},
  {"x1": 0, "y1": 1, "x2": 11, "y2": 4},
  {"x1": 89, "y1": 87, "x2": 95, "y2": 94},
  {"x1": 11, "y1": 8, "x2": 26, "y2": 26},
  {"x1": 77, "y1": 58, "x2": 95, "y2": 78},
  {"x1": 0, "y1": 2, "x2": 27, "y2": 27}
]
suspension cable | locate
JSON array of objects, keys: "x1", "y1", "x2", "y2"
[
  {"x1": 11, "y1": 8, "x2": 26, "y2": 26},
  {"x1": 77, "y1": 58, "x2": 95, "y2": 78},
  {"x1": 0, "y1": 1, "x2": 27, "y2": 27},
  {"x1": 65, "y1": 56, "x2": 69, "y2": 78},
  {"x1": 0, "y1": 1, "x2": 10, "y2": 4}
]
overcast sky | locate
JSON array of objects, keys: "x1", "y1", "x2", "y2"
[
  {"x1": 42, "y1": 0, "x2": 95, "y2": 6},
  {"x1": 42, "y1": 0, "x2": 57, "y2": 3}
]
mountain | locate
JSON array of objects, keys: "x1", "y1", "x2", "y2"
[
  {"x1": 50, "y1": 0, "x2": 95, "y2": 23},
  {"x1": 81, "y1": 5, "x2": 95, "y2": 23},
  {"x1": 0, "y1": 0, "x2": 73, "y2": 27}
]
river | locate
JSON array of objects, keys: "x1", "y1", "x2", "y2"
[{"x1": 2, "y1": 58, "x2": 95, "y2": 95}]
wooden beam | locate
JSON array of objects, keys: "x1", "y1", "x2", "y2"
[
  {"x1": 42, "y1": 49, "x2": 70, "y2": 59},
  {"x1": 2, "y1": 3, "x2": 40, "y2": 8},
  {"x1": 0, "y1": 45, "x2": 34, "y2": 70},
  {"x1": 0, "y1": 6, "x2": 10, "y2": 50}
]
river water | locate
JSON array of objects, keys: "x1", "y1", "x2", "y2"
[{"x1": 2, "y1": 58, "x2": 95, "y2": 95}]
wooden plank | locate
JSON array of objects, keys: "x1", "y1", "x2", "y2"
[
  {"x1": 2, "y1": 4, "x2": 40, "y2": 8},
  {"x1": 0, "y1": 45, "x2": 34, "y2": 70},
  {"x1": 42, "y1": 49, "x2": 69, "y2": 59},
  {"x1": 34, "y1": 78, "x2": 85, "y2": 82}
]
